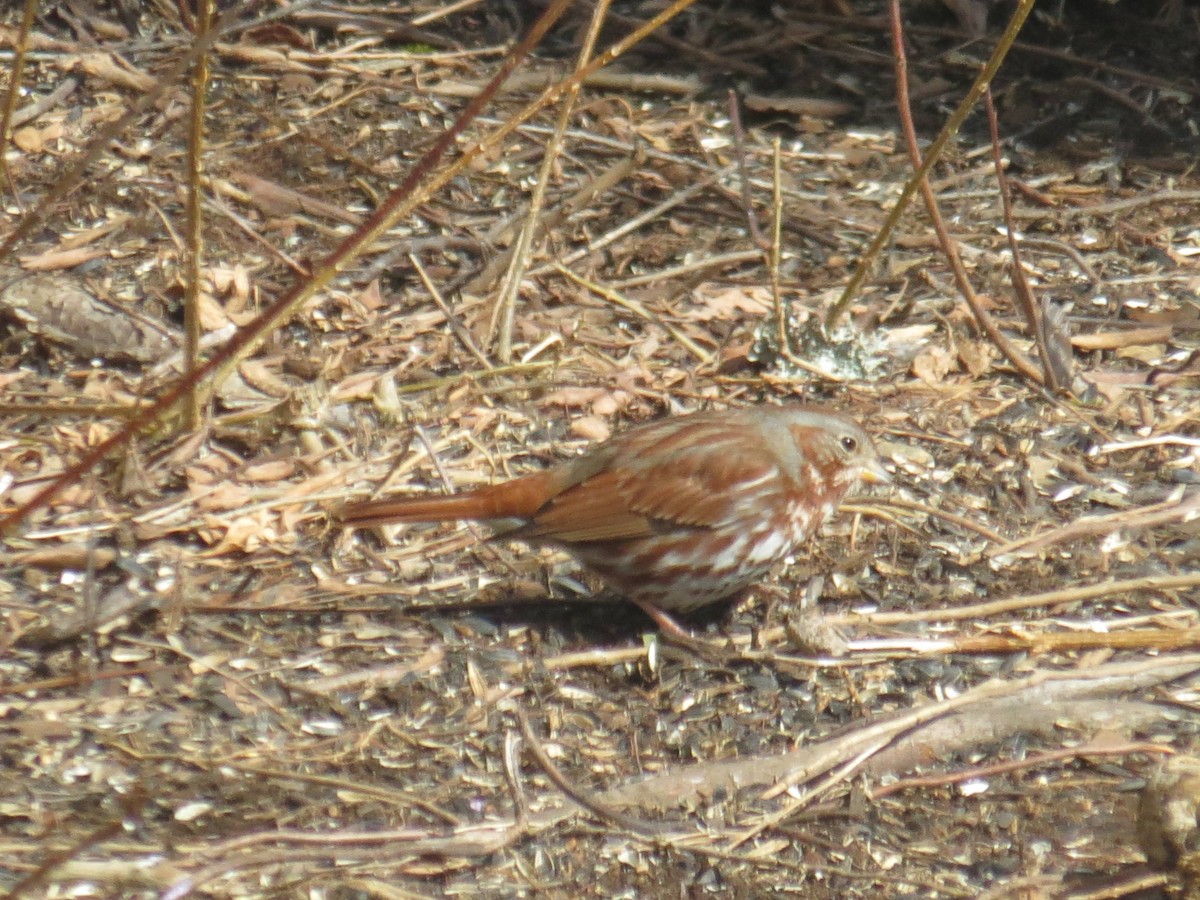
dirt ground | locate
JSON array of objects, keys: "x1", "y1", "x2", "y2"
[{"x1": 2, "y1": 2, "x2": 1200, "y2": 898}]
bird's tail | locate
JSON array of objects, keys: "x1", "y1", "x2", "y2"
[
  {"x1": 338, "y1": 491, "x2": 495, "y2": 529},
  {"x1": 339, "y1": 474, "x2": 552, "y2": 529}
]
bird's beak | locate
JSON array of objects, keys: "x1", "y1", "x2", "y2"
[{"x1": 860, "y1": 456, "x2": 893, "y2": 486}]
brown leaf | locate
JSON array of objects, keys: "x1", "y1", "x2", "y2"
[
  {"x1": 204, "y1": 512, "x2": 277, "y2": 554},
  {"x1": 742, "y1": 94, "x2": 854, "y2": 119},
  {"x1": 542, "y1": 387, "x2": 609, "y2": 408},
  {"x1": 194, "y1": 481, "x2": 252, "y2": 512},
  {"x1": 957, "y1": 339, "x2": 994, "y2": 378},
  {"x1": 12, "y1": 125, "x2": 45, "y2": 153},
  {"x1": 687, "y1": 286, "x2": 771, "y2": 322},
  {"x1": 1072, "y1": 326, "x2": 1173, "y2": 351},
  {"x1": 911, "y1": 345, "x2": 957, "y2": 385},
  {"x1": 1041, "y1": 300, "x2": 1075, "y2": 389},
  {"x1": 76, "y1": 52, "x2": 156, "y2": 92},
  {"x1": 1117, "y1": 344, "x2": 1166, "y2": 364},
  {"x1": 241, "y1": 23, "x2": 312, "y2": 49},
  {"x1": 19, "y1": 247, "x2": 107, "y2": 270},
  {"x1": 242, "y1": 459, "x2": 296, "y2": 482},
  {"x1": 230, "y1": 172, "x2": 362, "y2": 225},
  {"x1": 570, "y1": 415, "x2": 610, "y2": 442},
  {"x1": 0, "y1": 271, "x2": 175, "y2": 363}
]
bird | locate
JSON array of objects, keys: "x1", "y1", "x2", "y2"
[{"x1": 340, "y1": 404, "x2": 890, "y2": 622}]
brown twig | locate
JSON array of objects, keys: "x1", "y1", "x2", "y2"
[
  {"x1": 884, "y1": 0, "x2": 1044, "y2": 386},
  {"x1": 515, "y1": 707, "x2": 674, "y2": 837},
  {"x1": 984, "y1": 88, "x2": 1060, "y2": 391},
  {"x1": 0, "y1": 0, "x2": 575, "y2": 533},
  {"x1": 872, "y1": 740, "x2": 1174, "y2": 800},
  {"x1": 552, "y1": 264, "x2": 711, "y2": 362},
  {"x1": 0, "y1": 2, "x2": 252, "y2": 261},
  {"x1": 990, "y1": 491, "x2": 1200, "y2": 559},
  {"x1": 409, "y1": 253, "x2": 493, "y2": 369},
  {"x1": 849, "y1": 627, "x2": 1200, "y2": 657},
  {"x1": 1011, "y1": 189, "x2": 1200, "y2": 221},
  {"x1": 183, "y1": 0, "x2": 215, "y2": 429},
  {"x1": 768, "y1": 138, "x2": 844, "y2": 381},
  {"x1": 826, "y1": 0, "x2": 1038, "y2": 338},
  {"x1": 7, "y1": 790, "x2": 144, "y2": 899},
  {"x1": 728, "y1": 89, "x2": 767, "y2": 251},
  {"x1": 848, "y1": 494, "x2": 1007, "y2": 545},
  {"x1": 842, "y1": 572, "x2": 1200, "y2": 626},
  {"x1": 489, "y1": 0, "x2": 612, "y2": 362},
  {"x1": 755, "y1": 654, "x2": 1200, "y2": 803},
  {"x1": 0, "y1": 0, "x2": 38, "y2": 203}
]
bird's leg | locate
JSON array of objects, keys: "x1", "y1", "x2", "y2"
[
  {"x1": 631, "y1": 599, "x2": 692, "y2": 640},
  {"x1": 631, "y1": 599, "x2": 746, "y2": 665}
]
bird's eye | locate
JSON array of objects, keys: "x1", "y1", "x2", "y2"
[{"x1": 839, "y1": 435, "x2": 859, "y2": 454}]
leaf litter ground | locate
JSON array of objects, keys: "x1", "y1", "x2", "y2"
[{"x1": 2, "y1": 3, "x2": 1199, "y2": 897}]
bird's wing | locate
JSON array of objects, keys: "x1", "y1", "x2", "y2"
[{"x1": 520, "y1": 433, "x2": 781, "y2": 544}]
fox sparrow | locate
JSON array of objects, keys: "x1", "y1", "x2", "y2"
[{"x1": 341, "y1": 405, "x2": 890, "y2": 615}]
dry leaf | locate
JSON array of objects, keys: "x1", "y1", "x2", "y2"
[
  {"x1": 941, "y1": 0, "x2": 990, "y2": 35},
  {"x1": 1041, "y1": 300, "x2": 1075, "y2": 389},
  {"x1": 957, "y1": 339, "x2": 994, "y2": 378},
  {"x1": 205, "y1": 512, "x2": 277, "y2": 554},
  {"x1": 19, "y1": 244, "x2": 108, "y2": 271},
  {"x1": 231, "y1": 172, "x2": 361, "y2": 225},
  {"x1": 688, "y1": 286, "x2": 771, "y2": 322},
  {"x1": 592, "y1": 392, "x2": 629, "y2": 416},
  {"x1": 742, "y1": 94, "x2": 854, "y2": 118},
  {"x1": 77, "y1": 52, "x2": 156, "y2": 92},
  {"x1": 911, "y1": 345, "x2": 957, "y2": 385},
  {"x1": 1072, "y1": 327, "x2": 1173, "y2": 351},
  {"x1": 0, "y1": 370, "x2": 29, "y2": 390},
  {"x1": 194, "y1": 481, "x2": 253, "y2": 512},
  {"x1": 12, "y1": 126, "x2": 45, "y2": 152},
  {"x1": 198, "y1": 292, "x2": 231, "y2": 331},
  {"x1": 542, "y1": 387, "x2": 609, "y2": 408},
  {"x1": 242, "y1": 459, "x2": 296, "y2": 482},
  {"x1": 238, "y1": 359, "x2": 293, "y2": 399},
  {"x1": 570, "y1": 415, "x2": 610, "y2": 442},
  {"x1": 0, "y1": 271, "x2": 175, "y2": 363},
  {"x1": 354, "y1": 279, "x2": 386, "y2": 312},
  {"x1": 1117, "y1": 344, "x2": 1166, "y2": 364}
]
